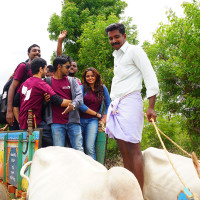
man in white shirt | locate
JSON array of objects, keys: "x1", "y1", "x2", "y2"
[{"x1": 105, "y1": 23, "x2": 159, "y2": 191}]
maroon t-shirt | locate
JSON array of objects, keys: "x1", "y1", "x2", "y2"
[
  {"x1": 80, "y1": 91, "x2": 101, "y2": 119},
  {"x1": 51, "y1": 77, "x2": 72, "y2": 124},
  {"x1": 14, "y1": 63, "x2": 32, "y2": 91},
  {"x1": 18, "y1": 77, "x2": 56, "y2": 129}
]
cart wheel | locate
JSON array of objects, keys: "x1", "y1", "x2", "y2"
[{"x1": 0, "y1": 182, "x2": 11, "y2": 200}]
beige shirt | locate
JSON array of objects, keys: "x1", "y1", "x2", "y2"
[{"x1": 110, "y1": 41, "x2": 159, "y2": 100}]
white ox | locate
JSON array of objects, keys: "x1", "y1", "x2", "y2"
[
  {"x1": 143, "y1": 147, "x2": 200, "y2": 200},
  {"x1": 21, "y1": 146, "x2": 143, "y2": 200}
]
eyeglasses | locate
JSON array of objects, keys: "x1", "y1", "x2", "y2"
[{"x1": 61, "y1": 64, "x2": 71, "y2": 69}]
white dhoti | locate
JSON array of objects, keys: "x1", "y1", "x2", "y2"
[{"x1": 105, "y1": 92, "x2": 144, "y2": 143}]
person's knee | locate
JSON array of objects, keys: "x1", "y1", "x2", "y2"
[
  {"x1": 51, "y1": 125, "x2": 66, "y2": 146},
  {"x1": 127, "y1": 143, "x2": 141, "y2": 154},
  {"x1": 67, "y1": 127, "x2": 83, "y2": 151},
  {"x1": 85, "y1": 143, "x2": 94, "y2": 152},
  {"x1": 74, "y1": 136, "x2": 83, "y2": 150},
  {"x1": 117, "y1": 140, "x2": 129, "y2": 155}
]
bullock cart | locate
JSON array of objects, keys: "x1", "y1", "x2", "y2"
[
  {"x1": 0, "y1": 112, "x2": 107, "y2": 199},
  {"x1": 0, "y1": 128, "x2": 42, "y2": 199}
]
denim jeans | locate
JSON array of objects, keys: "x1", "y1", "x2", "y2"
[
  {"x1": 51, "y1": 123, "x2": 83, "y2": 151},
  {"x1": 38, "y1": 121, "x2": 53, "y2": 148},
  {"x1": 80, "y1": 118, "x2": 98, "y2": 160}
]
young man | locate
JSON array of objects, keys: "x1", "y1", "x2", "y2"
[
  {"x1": 13, "y1": 58, "x2": 73, "y2": 147},
  {"x1": 105, "y1": 23, "x2": 159, "y2": 191},
  {"x1": 44, "y1": 55, "x2": 83, "y2": 151},
  {"x1": 46, "y1": 65, "x2": 55, "y2": 77},
  {"x1": 6, "y1": 44, "x2": 41, "y2": 129},
  {"x1": 57, "y1": 30, "x2": 81, "y2": 85}
]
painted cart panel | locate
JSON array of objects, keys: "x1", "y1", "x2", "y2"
[{"x1": 0, "y1": 129, "x2": 42, "y2": 192}]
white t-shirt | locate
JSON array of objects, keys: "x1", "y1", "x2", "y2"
[{"x1": 110, "y1": 41, "x2": 159, "y2": 101}]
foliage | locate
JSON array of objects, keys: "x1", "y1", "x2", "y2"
[
  {"x1": 77, "y1": 15, "x2": 138, "y2": 89},
  {"x1": 142, "y1": 99, "x2": 200, "y2": 156},
  {"x1": 47, "y1": 0, "x2": 139, "y2": 89},
  {"x1": 106, "y1": 137, "x2": 119, "y2": 159},
  {"x1": 143, "y1": 1, "x2": 200, "y2": 136},
  {"x1": 66, "y1": 0, "x2": 127, "y2": 18},
  {"x1": 47, "y1": 0, "x2": 200, "y2": 158},
  {"x1": 76, "y1": 14, "x2": 117, "y2": 88},
  {"x1": 48, "y1": 0, "x2": 127, "y2": 62}
]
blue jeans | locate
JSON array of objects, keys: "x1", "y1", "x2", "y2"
[
  {"x1": 80, "y1": 118, "x2": 98, "y2": 160},
  {"x1": 51, "y1": 123, "x2": 83, "y2": 151}
]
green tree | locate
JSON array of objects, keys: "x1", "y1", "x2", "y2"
[
  {"x1": 48, "y1": 0, "x2": 127, "y2": 62},
  {"x1": 77, "y1": 15, "x2": 138, "y2": 88},
  {"x1": 142, "y1": 99, "x2": 200, "y2": 156},
  {"x1": 48, "y1": 0, "x2": 139, "y2": 89},
  {"x1": 143, "y1": 1, "x2": 200, "y2": 136}
]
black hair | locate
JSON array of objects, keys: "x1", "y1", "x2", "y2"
[
  {"x1": 30, "y1": 58, "x2": 47, "y2": 75},
  {"x1": 105, "y1": 23, "x2": 125, "y2": 35},
  {"x1": 47, "y1": 65, "x2": 55, "y2": 72},
  {"x1": 82, "y1": 67, "x2": 104, "y2": 102},
  {"x1": 53, "y1": 55, "x2": 72, "y2": 71},
  {"x1": 71, "y1": 61, "x2": 77, "y2": 67},
  {"x1": 28, "y1": 44, "x2": 40, "y2": 53}
]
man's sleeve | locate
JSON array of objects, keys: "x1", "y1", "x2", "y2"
[
  {"x1": 103, "y1": 85, "x2": 111, "y2": 114},
  {"x1": 50, "y1": 94, "x2": 63, "y2": 106},
  {"x1": 13, "y1": 63, "x2": 27, "y2": 82},
  {"x1": 132, "y1": 46, "x2": 159, "y2": 98},
  {"x1": 71, "y1": 78, "x2": 83, "y2": 109}
]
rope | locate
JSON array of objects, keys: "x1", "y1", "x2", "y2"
[
  {"x1": 144, "y1": 113, "x2": 200, "y2": 198},
  {"x1": 98, "y1": 121, "x2": 105, "y2": 132},
  {"x1": 156, "y1": 125, "x2": 200, "y2": 179},
  {"x1": 156, "y1": 126, "x2": 191, "y2": 158},
  {"x1": 143, "y1": 113, "x2": 200, "y2": 169},
  {"x1": 144, "y1": 113, "x2": 188, "y2": 188}
]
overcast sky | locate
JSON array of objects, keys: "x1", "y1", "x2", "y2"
[{"x1": 0, "y1": 0, "x2": 191, "y2": 92}]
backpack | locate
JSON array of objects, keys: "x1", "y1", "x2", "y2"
[{"x1": 0, "y1": 62, "x2": 30, "y2": 124}]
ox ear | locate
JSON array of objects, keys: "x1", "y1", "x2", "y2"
[{"x1": 191, "y1": 152, "x2": 200, "y2": 179}]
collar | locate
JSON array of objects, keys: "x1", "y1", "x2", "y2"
[{"x1": 112, "y1": 41, "x2": 129, "y2": 57}]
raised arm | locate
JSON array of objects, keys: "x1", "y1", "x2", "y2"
[{"x1": 57, "y1": 30, "x2": 67, "y2": 56}]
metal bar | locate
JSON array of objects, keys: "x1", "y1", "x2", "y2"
[
  {"x1": 17, "y1": 133, "x2": 23, "y2": 190},
  {"x1": 4, "y1": 140, "x2": 36, "y2": 143},
  {"x1": 27, "y1": 133, "x2": 35, "y2": 176},
  {"x1": 3, "y1": 134, "x2": 8, "y2": 182},
  {"x1": 28, "y1": 135, "x2": 33, "y2": 162}
]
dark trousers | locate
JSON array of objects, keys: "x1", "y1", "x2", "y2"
[{"x1": 9, "y1": 117, "x2": 20, "y2": 130}]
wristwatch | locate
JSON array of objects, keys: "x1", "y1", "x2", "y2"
[
  {"x1": 70, "y1": 103, "x2": 76, "y2": 110},
  {"x1": 96, "y1": 113, "x2": 103, "y2": 119}
]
